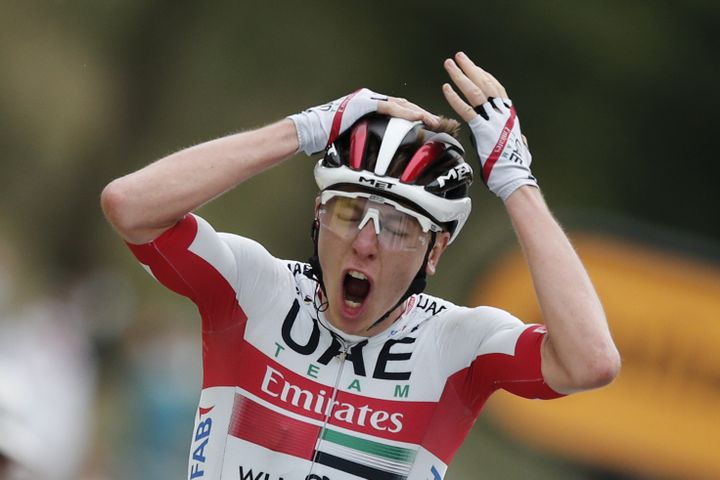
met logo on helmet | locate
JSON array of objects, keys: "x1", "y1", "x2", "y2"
[
  {"x1": 433, "y1": 164, "x2": 472, "y2": 188},
  {"x1": 358, "y1": 176, "x2": 395, "y2": 190}
]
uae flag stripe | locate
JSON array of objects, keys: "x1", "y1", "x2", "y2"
[
  {"x1": 228, "y1": 394, "x2": 319, "y2": 461},
  {"x1": 314, "y1": 451, "x2": 408, "y2": 480},
  {"x1": 319, "y1": 442, "x2": 411, "y2": 475},
  {"x1": 322, "y1": 428, "x2": 416, "y2": 463}
]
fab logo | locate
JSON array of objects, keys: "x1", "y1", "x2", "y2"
[{"x1": 189, "y1": 405, "x2": 214, "y2": 479}]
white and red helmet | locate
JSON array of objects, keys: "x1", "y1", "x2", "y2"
[{"x1": 314, "y1": 114, "x2": 473, "y2": 244}]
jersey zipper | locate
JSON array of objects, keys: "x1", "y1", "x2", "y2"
[{"x1": 306, "y1": 338, "x2": 351, "y2": 477}]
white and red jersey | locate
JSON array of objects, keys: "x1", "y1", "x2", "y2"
[{"x1": 128, "y1": 214, "x2": 562, "y2": 480}]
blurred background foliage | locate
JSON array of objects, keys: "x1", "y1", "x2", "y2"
[{"x1": 0, "y1": 0, "x2": 718, "y2": 478}]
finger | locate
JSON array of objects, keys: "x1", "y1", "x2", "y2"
[
  {"x1": 386, "y1": 96, "x2": 417, "y2": 109},
  {"x1": 484, "y1": 70, "x2": 508, "y2": 98},
  {"x1": 453, "y1": 52, "x2": 501, "y2": 99},
  {"x1": 387, "y1": 97, "x2": 441, "y2": 126},
  {"x1": 454, "y1": 52, "x2": 509, "y2": 100},
  {"x1": 442, "y1": 83, "x2": 477, "y2": 123},
  {"x1": 379, "y1": 100, "x2": 440, "y2": 127},
  {"x1": 443, "y1": 58, "x2": 488, "y2": 107},
  {"x1": 390, "y1": 97, "x2": 432, "y2": 118}
]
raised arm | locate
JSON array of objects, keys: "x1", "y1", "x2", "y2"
[
  {"x1": 442, "y1": 52, "x2": 620, "y2": 394},
  {"x1": 101, "y1": 89, "x2": 440, "y2": 244},
  {"x1": 101, "y1": 120, "x2": 297, "y2": 244}
]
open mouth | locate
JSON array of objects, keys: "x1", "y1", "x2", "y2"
[{"x1": 342, "y1": 270, "x2": 371, "y2": 309}]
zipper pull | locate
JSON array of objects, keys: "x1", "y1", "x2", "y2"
[{"x1": 337, "y1": 343, "x2": 350, "y2": 363}]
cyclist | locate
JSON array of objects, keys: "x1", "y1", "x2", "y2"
[{"x1": 102, "y1": 52, "x2": 619, "y2": 479}]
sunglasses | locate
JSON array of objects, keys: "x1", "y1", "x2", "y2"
[{"x1": 318, "y1": 190, "x2": 442, "y2": 251}]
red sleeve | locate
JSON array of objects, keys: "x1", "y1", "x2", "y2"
[
  {"x1": 127, "y1": 215, "x2": 202, "y2": 301},
  {"x1": 422, "y1": 322, "x2": 563, "y2": 465},
  {"x1": 480, "y1": 325, "x2": 564, "y2": 400},
  {"x1": 126, "y1": 214, "x2": 246, "y2": 332}
]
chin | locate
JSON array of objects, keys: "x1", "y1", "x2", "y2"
[
  {"x1": 326, "y1": 304, "x2": 373, "y2": 336},
  {"x1": 332, "y1": 313, "x2": 368, "y2": 335},
  {"x1": 340, "y1": 323, "x2": 366, "y2": 336}
]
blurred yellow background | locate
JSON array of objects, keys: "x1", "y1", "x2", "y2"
[{"x1": 470, "y1": 235, "x2": 720, "y2": 479}]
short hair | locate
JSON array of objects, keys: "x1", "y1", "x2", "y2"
[{"x1": 430, "y1": 116, "x2": 461, "y2": 138}]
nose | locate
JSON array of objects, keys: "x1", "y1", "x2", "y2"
[{"x1": 351, "y1": 221, "x2": 379, "y2": 258}]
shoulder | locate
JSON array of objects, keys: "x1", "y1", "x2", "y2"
[
  {"x1": 216, "y1": 230, "x2": 270, "y2": 256},
  {"x1": 419, "y1": 299, "x2": 537, "y2": 375},
  {"x1": 417, "y1": 295, "x2": 524, "y2": 341},
  {"x1": 412, "y1": 293, "x2": 519, "y2": 326},
  {"x1": 214, "y1": 229, "x2": 291, "y2": 278},
  {"x1": 192, "y1": 218, "x2": 299, "y2": 296}
]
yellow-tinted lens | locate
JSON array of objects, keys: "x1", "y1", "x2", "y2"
[
  {"x1": 319, "y1": 197, "x2": 366, "y2": 238},
  {"x1": 319, "y1": 196, "x2": 429, "y2": 250}
]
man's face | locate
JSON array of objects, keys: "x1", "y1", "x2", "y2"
[{"x1": 316, "y1": 193, "x2": 449, "y2": 336}]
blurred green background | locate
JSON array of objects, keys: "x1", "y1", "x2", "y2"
[{"x1": 1, "y1": 1, "x2": 718, "y2": 479}]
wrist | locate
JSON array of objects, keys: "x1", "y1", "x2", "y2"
[
  {"x1": 495, "y1": 175, "x2": 538, "y2": 202},
  {"x1": 504, "y1": 183, "x2": 544, "y2": 210},
  {"x1": 287, "y1": 112, "x2": 316, "y2": 155},
  {"x1": 286, "y1": 115, "x2": 305, "y2": 154},
  {"x1": 279, "y1": 118, "x2": 301, "y2": 154}
]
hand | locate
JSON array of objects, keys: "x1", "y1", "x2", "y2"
[
  {"x1": 289, "y1": 88, "x2": 440, "y2": 156},
  {"x1": 442, "y1": 52, "x2": 537, "y2": 202}
]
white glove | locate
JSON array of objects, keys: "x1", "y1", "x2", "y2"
[
  {"x1": 468, "y1": 98, "x2": 537, "y2": 201},
  {"x1": 288, "y1": 88, "x2": 388, "y2": 156}
]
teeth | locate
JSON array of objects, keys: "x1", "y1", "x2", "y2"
[
  {"x1": 344, "y1": 299, "x2": 361, "y2": 308},
  {"x1": 348, "y1": 270, "x2": 367, "y2": 281}
]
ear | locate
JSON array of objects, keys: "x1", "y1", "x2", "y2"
[
  {"x1": 314, "y1": 195, "x2": 321, "y2": 214},
  {"x1": 425, "y1": 232, "x2": 450, "y2": 276}
]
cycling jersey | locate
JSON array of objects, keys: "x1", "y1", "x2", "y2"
[{"x1": 128, "y1": 214, "x2": 562, "y2": 480}]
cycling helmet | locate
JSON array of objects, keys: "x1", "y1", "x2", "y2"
[{"x1": 314, "y1": 114, "x2": 473, "y2": 244}]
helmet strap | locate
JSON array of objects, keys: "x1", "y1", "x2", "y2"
[{"x1": 305, "y1": 218, "x2": 328, "y2": 298}]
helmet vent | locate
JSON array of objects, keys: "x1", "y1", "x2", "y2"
[
  {"x1": 400, "y1": 141, "x2": 444, "y2": 183},
  {"x1": 374, "y1": 118, "x2": 421, "y2": 176},
  {"x1": 348, "y1": 120, "x2": 369, "y2": 170}
]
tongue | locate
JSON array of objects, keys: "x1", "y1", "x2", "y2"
[{"x1": 344, "y1": 275, "x2": 370, "y2": 302}]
